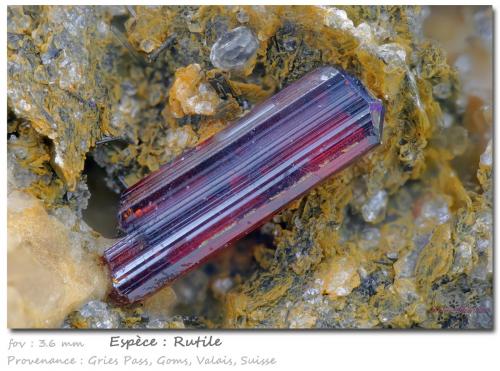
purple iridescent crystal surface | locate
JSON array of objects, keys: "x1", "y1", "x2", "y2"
[{"x1": 103, "y1": 66, "x2": 384, "y2": 303}]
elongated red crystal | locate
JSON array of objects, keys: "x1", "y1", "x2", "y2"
[{"x1": 104, "y1": 66, "x2": 384, "y2": 303}]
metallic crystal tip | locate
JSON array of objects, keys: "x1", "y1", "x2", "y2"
[{"x1": 104, "y1": 66, "x2": 384, "y2": 303}]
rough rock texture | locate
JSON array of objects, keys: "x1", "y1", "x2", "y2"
[
  {"x1": 7, "y1": 6, "x2": 118, "y2": 190},
  {"x1": 7, "y1": 190, "x2": 108, "y2": 328},
  {"x1": 7, "y1": 5, "x2": 492, "y2": 329}
]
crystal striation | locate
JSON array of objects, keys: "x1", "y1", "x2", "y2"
[{"x1": 104, "y1": 66, "x2": 384, "y2": 303}]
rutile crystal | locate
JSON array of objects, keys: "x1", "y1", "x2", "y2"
[{"x1": 104, "y1": 66, "x2": 384, "y2": 303}]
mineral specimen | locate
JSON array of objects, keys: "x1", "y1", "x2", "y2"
[
  {"x1": 7, "y1": 5, "x2": 492, "y2": 330},
  {"x1": 168, "y1": 63, "x2": 221, "y2": 117},
  {"x1": 7, "y1": 190, "x2": 108, "y2": 328},
  {"x1": 104, "y1": 66, "x2": 384, "y2": 303},
  {"x1": 7, "y1": 6, "x2": 115, "y2": 190}
]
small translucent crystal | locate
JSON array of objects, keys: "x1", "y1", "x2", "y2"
[
  {"x1": 359, "y1": 226, "x2": 381, "y2": 250},
  {"x1": 78, "y1": 300, "x2": 120, "y2": 329},
  {"x1": 480, "y1": 140, "x2": 492, "y2": 167},
  {"x1": 210, "y1": 26, "x2": 259, "y2": 71},
  {"x1": 377, "y1": 43, "x2": 407, "y2": 66},
  {"x1": 361, "y1": 189, "x2": 388, "y2": 223},
  {"x1": 416, "y1": 195, "x2": 450, "y2": 228},
  {"x1": 236, "y1": 9, "x2": 249, "y2": 23},
  {"x1": 433, "y1": 82, "x2": 452, "y2": 99},
  {"x1": 324, "y1": 8, "x2": 354, "y2": 31}
]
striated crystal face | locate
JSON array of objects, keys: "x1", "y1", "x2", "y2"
[{"x1": 104, "y1": 66, "x2": 384, "y2": 303}]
